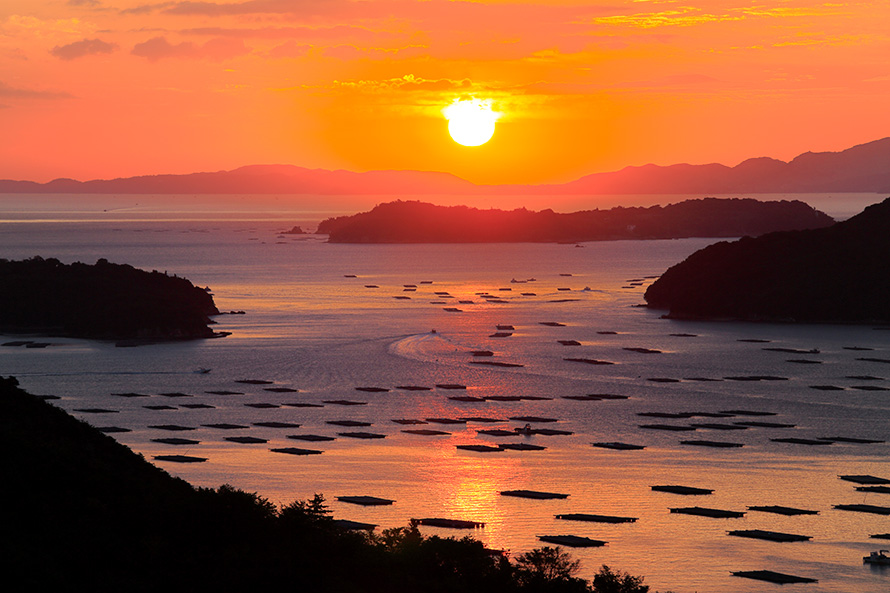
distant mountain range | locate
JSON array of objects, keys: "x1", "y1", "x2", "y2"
[{"x1": 2, "y1": 137, "x2": 889, "y2": 195}]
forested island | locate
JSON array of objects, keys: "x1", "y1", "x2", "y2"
[
  {"x1": 644, "y1": 197, "x2": 890, "y2": 323},
  {"x1": 0, "y1": 376, "x2": 656, "y2": 592},
  {"x1": 316, "y1": 198, "x2": 833, "y2": 243},
  {"x1": 0, "y1": 257, "x2": 221, "y2": 341}
]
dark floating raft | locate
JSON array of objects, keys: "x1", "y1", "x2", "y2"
[
  {"x1": 623, "y1": 347, "x2": 662, "y2": 354},
  {"x1": 337, "y1": 432, "x2": 386, "y2": 439},
  {"x1": 413, "y1": 518, "x2": 484, "y2": 529},
  {"x1": 734, "y1": 421, "x2": 795, "y2": 428},
  {"x1": 337, "y1": 496, "x2": 394, "y2": 506},
  {"x1": 181, "y1": 403, "x2": 214, "y2": 409},
  {"x1": 771, "y1": 438, "x2": 832, "y2": 445},
  {"x1": 152, "y1": 437, "x2": 199, "y2": 445},
  {"x1": 592, "y1": 442, "x2": 646, "y2": 450},
  {"x1": 264, "y1": 387, "x2": 299, "y2": 393},
  {"x1": 500, "y1": 490, "x2": 569, "y2": 500},
  {"x1": 747, "y1": 505, "x2": 819, "y2": 516},
  {"x1": 537, "y1": 535, "x2": 606, "y2": 548},
  {"x1": 731, "y1": 570, "x2": 817, "y2": 584},
  {"x1": 355, "y1": 387, "x2": 389, "y2": 392},
  {"x1": 253, "y1": 421, "x2": 302, "y2": 428},
  {"x1": 670, "y1": 507, "x2": 745, "y2": 519},
  {"x1": 425, "y1": 417, "x2": 466, "y2": 425},
  {"x1": 680, "y1": 440, "x2": 744, "y2": 449},
  {"x1": 539, "y1": 322, "x2": 566, "y2": 327},
  {"x1": 528, "y1": 428, "x2": 574, "y2": 436},
  {"x1": 144, "y1": 405, "x2": 178, "y2": 410},
  {"x1": 690, "y1": 423, "x2": 748, "y2": 431},
  {"x1": 870, "y1": 533, "x2": 890, "y2": 540},
  {"x1": 470, "y1": 360, "x2": 525, "y2": 368},
  {"x1": 287, "y1": 434, "x2": 336, "y2": 442},
  {"x1": 639, "y1": 412, "x2": 694, "y2": 419},
  {"x1": 651, "y1": 485, "x2": 713, "y2": 495},
  {"x1": 556, "y1": 513, "x2": 636, "y2": 524},
  {"x1": 564, "y1": 358, "x2": 614, "y2": 365},
  {"x1": 639, "y1": 424, "x2": 696, "y2": 432},
  {"x1": 391, "y1": 418, "x2": 428, "y2": 425},
  {"x1": 396, "y1": 385, "x2": 432, "y2": 391},
  {"x1": 149, "y1": 424, "x2": 196, "y2": 431},
  {"x1": 206, "y1": 390, "x2": 244, "y2": 395},
  {"x1": 558, "y1": 340, "x2": 582, "y2": 346},
  {"x1": 833, "y1": 504, "x2": 890, "y2": 515},
  {"x1": 203, "y1": 423, "x2": 249, "y2": 430},
  {"x1": 327, "y1": 420, "x2": 372, "y2": 427},
  {"x1": 510, "y1": 415, "x2": 558, "y2": 423},
  {"x1": 323, "y1": 400, "x2": 368, "y2": 406},
  {"x1": 244, "y1": 403, "x2": 280, "y2": 409},
  {"x1": 402, "y1": 429, "x2": 450, "y2": 436},
  {"x1": 154, "y1": 454, "x2": 207, "y2": 463},
  {"x1": 235, "y1": 379, "x2": 273, "y2": 385},
  {"x1": 719, "y1": 409, "x2": 777, "y2": 416},
  {"x1": 221, "y1": 434, "x2": 267, "y2": 444},
  {"x1": 270, "y1": 447, "x2": 323, "y2": 456},
  {"x1": 857, "y1": 486, "x2": 890, "y2": 494},
  {"x1": 728, "y1": 529, "x2": 811, "y2": 542},
  {"x1": 499, "y1": 443, "x2": 547, "y2": 451},
  {"x1": 436, "y1": 384, "x2": 467, "y2": 390},
  {"x1": 839, "y1": 474, "x2": 890, "y2": 485},
  {"x1": 477, "y1": 429, "x2": 517, "y2": 437},
  {"x1": 456, "y1": 444, "x2": 503, "y2": 453},
  {"x1": 75, "y1": 408, "x2": 118, "y2": 414}
]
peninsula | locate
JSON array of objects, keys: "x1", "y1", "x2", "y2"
[
  {"x1": 644, "y1": 197, "x2": 890, "y2": 323},
  {"x1": 317, "y1": 198, "x2": 833, "y2": 243},
  {"x1": 0, "y1": 257, "x2": 221, "y2": 341}
]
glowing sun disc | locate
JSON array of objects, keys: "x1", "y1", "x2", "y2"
[{"x1": 444, "y1": 99, "x2": 498, "y2": 146}]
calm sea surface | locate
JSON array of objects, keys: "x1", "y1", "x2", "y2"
[{"x1": 1, "y1": 194, "x2": 889, "y2": 592}]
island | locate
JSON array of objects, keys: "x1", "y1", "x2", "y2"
[
  {"x1": 317, "y1": 198, "x2": 833, "y2": 243},
  {"x1": 0, "y1": 257, "x2": 222, "y2": 340},
  {"x1": 644, "y1": 197, "x2": 890, "y2": 323}
]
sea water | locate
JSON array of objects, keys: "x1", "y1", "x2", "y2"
[{"x1": 1, "y1": 197, "x2": 889, "y2": 592}]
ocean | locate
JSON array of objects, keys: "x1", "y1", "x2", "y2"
[{"x1": 1, "y1": 193, "x2": 889, "y2": 592}]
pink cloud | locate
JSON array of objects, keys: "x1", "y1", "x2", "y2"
[
  {"x1": 51, "y1": 38, "x2": 118, "y2": 60},
  {"x1": 131, "y1": 36, "x2": 249, "y2": 61}
]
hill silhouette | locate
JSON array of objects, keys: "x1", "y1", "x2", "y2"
[
  {"x1": 644, "y1": 197, "x2": 890, "y2": 323},
  {"x1": 0, "y1": 376, "x2": 606, "y2": 592},
  {"x1": 0, "y1": 257, "x2": 220, "y2": 340},
  {"x1": 317, "y1": 198, "x2": 833, "y2": 243},
  {"x1": 1, "y1": 137, "x2": 888, "y2": 195}
]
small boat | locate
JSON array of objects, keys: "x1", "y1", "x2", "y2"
[
  {"x1": 195, "y1": 367, "x2": 211, "y2": 374},
  {"x1": 863, "y1": 550, "x2": 890, "y2": 565}
]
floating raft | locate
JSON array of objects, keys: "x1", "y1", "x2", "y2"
[
  {"x1": 225, "y1": 436, "x2": 267, "y2": 444},
  {"x1": 499, "y1": 443, "x2": 547, "y2": 451},
  {"x1": 391, "y1": 419, "x2": 428, "y2": 425},
  {"x1": 564, "y1": 358, "x2": 614, "y2": 365},
  {"x1": 403, "y1": 429, "x2": 450, "y2": 436},
  {"x1": 734, "y1": 421, "x2": 795, "y2": 428},
  {"x1": 287, "y1": 434, "x2": 336, "y2": 442},
  {"x1": 264, "y1": 387, "x2": 299, "y2": 392},
  {"x1": 747, "y1": 505, "x2": 819, "y2": 516},
  {"x1": 500, "y1": 490, "x2": 569, "y2": 500},
  {"x1": 154, "y1": 454, "x2": 207, "y2": 463},
  {"x1": 152, "y1": 437, "x2": 199, "y2": 445},
  {"x1": 728, "y1": 529, "x2": 811, "y2": 542},
  {"x1": 870, "y1": 533, "x2": 890, "y2": 540},
  {"x1": 112, "y1": 392, "x2": 150, "y2": 398},
  {"x1": 857, "y1": 486, "x2": 890, "y2": 494},
  {"x1": 149, "y1": 424, "x2": 196, "y2": 431},
  {"x1": 203, "y1": 423, "x2": 249, "y2": 430},
  {"x1": 651, "y1": 485, "x2": 713, "y2": 495},
  {"x1": 833, "y1": 504, "x2": 890, "y2": 515},
  {"x1": 556, "y1": 513, "x2": 636, "y2": 524},
  {"x1": 235, "y1": 379, "x2": 273, "y2": 385},
  {"x1": 456, "y1": 444, "x2": 502, "y2": 453},
  {"x1": 333, "y1": 519, "x2": 377, "y2": 531},
  {"x1": 426, "y1": 417, "x2": 467, "y2": 424},
  {"x1": 720, "y1": 409, "x2": 777, "y2": 416},
  {"x1": 510, "y1": 416, "x2": 558, "y2": 423},
  {"x1": 206, "y1": 390, "x2": 244, "y2": 395},
  {"x1": 244, "y1": 403, "x2": 280, "y2": 409},
  {"x1": 623, "y1": 347, "x2": 662, "y2": 354},
  {"x1": 181, "y1": 403, "x2": 214, "y2": 409},
  {"x1": 253, "y1": 421, "x2": 302, "y2": 428},
  {"x1": 537, "y1": 535, "x2": 606, "y2": 548},
  {"x1": 529, "y1": 428, "x2": 574, "y2": 436},
  {"x1": 690, "y1": 423, "x2": 748, "y2": 430},
  {"x1": 413, "y1": 518, "x2": 484, "y2": 529},
  {"x1": 75, "y1": 408, "x2": 118, "y2": 414},
  {"x1": 639, "y1": 412, "x2": 694, "y2": 419},
  {"x1": 558, "y1": 340, "x2": 582, "y2": 346},
  {"x1": 270, "y1": 447, "x2": 323, "y2": 456},
  {"x1": 323, "y1": 400, "x2": 368, "y2": 406},
  {"x1": 145, "y1": 405, "x2": 178, "y2": 410},
  {"x1": 478, "y1": 429, "x2": 517, "y2": 437},
  {"x1": 396, "y1": 385, "x2": 432, "y2": 391},
  {"x1": 355, "y1": 387, "x2": 389, "y2": 393},
  {"x1": 639, "y1": 424, "x2": 696, "y2": 432},
  {"x1": 680, "y1": 440, "x2": 744, "y2": 449},
  {"x1": 670, "y1": 507, "x2": 744, "y2": 519},
  {"x1": 337, "y1": 432, "x2": 385, "y2": 439},
  {"x1": 436, "y1": 384, "x2": 467, "y2": 390},
  {"x1": 839, "y1": 474, "x2": 890, "y2": 485},
  {"x1": 461, "y1": 417, "x2": 506, "y2": 423},
  {"x1": 337, "y1": 496, "x2": 394, "y2": 506},
  {"x1": 470, "y1": 361, "x2": 524, "y2": 368},
  {"x1": 327, "y1": 420, "x2": 372, "y2": 427},
  {"x1": 592, "y1": 442, "x2": 645, "y2": 451},
  {"x1": 771, "y1": 438, "x2": 832, "y2": 445},
  {"x1": 449, "y1": 396, "x2": 486, "y2": 402},
  {"x1": 731, "y1": 570, "x2": 817, "y2": 584},
  {"x1": 821, "y1": 436, "x2": 885, "y2": 444}
]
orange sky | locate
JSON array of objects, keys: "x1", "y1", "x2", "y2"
[{"x1": 2, "y1": 1, "x2": 889, "y2": 185}]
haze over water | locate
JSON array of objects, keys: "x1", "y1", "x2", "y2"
[{"x1": 2, "y1": 196, "x2": 889, "y2": 593}]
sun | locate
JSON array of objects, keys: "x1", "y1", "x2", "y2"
[{"x1": 443, "y1": 99, "x2": 499, "y2": 147}]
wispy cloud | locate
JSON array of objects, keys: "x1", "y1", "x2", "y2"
[
  {"x1": 0, "y1": 80, "x2": 72, "y2": 100},
  {"x1": 131, "y1": 35, "x2": 250, "y2": 61},
  {"x1": 51, "y1": 38, "x2": 118, "y2": 60}
]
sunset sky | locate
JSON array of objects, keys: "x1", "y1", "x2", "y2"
[{"x1": 2, "y1": 1, "x2": 889, "y2": 185}]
